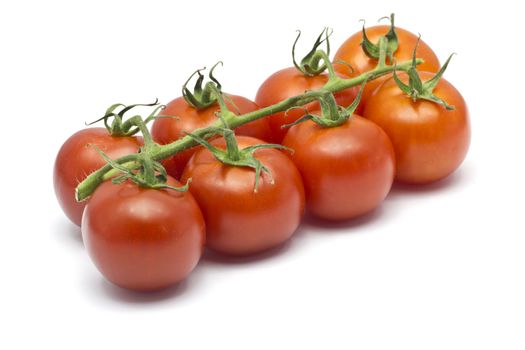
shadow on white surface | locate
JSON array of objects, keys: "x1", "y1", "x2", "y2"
[
  {"x1": 52, "y1": 217, "x2": 83, "y2": 249},
  {"x1": 200, "y1": 220, "x2": 312, "y2": 266},
  {"x1": 387, "y1": 165, "x2": 473, "y2": 199},
  {"x1": 201, "y1": 225, "x2": 304, "y2": 265},
  {"x1": 93, "y1": 276, "x2": 191, "y2": 304},
  {"x1": 302, "y1": 205, "x2": 385, "y2": 231},
  {"x1": 202, "y1": 238, "x2": 295, "y2": 265}
]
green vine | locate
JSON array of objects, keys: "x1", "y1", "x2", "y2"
[{"x1": 75, "y1": 32, "x2": 424, "y2": 201}]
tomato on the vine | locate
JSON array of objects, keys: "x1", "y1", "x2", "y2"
[
  {"x1": 334, "y1": 23, "x2": 440, "y2": 108},
  {"x1": 54, "y1": 128, "x2": 143, "y2": 226},
  {"x1": 255, "y1": 67, "x2": 359, "y2": 143},
  {"x1": 181, "y1": 136, "x2": 305, "y2": 256},
  {"x1": 151, "y1": 94, "x2": 271, "y2": 179},
  {"x1": 363, "y1": 71, "x2": 470, "y2": 184},
  {"x1": 282, "y1": 114, "x2": 395, "y2": 220},
  {"x1": 82, "y1": 176, "x2": 205, "y2": 292}
]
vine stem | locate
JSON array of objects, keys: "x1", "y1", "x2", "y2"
[{"x1": 75, "y1": 57, "x2": 422, "y2": 201}]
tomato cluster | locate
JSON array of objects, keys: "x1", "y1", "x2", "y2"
[{"x1": 54, "y1": 17, "x2": 470, "y2": 292}]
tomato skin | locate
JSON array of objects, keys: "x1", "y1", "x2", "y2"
[
  {"x1": 82, "y1": 177, "x2": 205, "y2": 292},
  {"x1": 53, "y1": 127, "x2": 143, "y2": 226},
  {"x1": 255, "y1": 67, "x2": 359, "y2": 143},
  {"x1": 180, "y1": 136, "x2": 305, "y2": 256},
  {"x1": 334, "y1": 25, "x2": 440, "y2": 108},
  {"x1": 363, "y1": 72, "x2": 470, "y2": 184},
  {"x1": 282, "y1": 115, "x2": 395, "y2": 220},
  {"x1": 151, "y1": 94, "x2": 271, "y2": 179}
]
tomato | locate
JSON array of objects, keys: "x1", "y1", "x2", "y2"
[
  {"x1": 53, "y1": 127, "x2": 143, "y2": 226},
  {"x1": 82, "y1": 177, "x2": 205, "y2": 291},
  {"x1": 282, "y1": 115, "x2": 395, "y2": 220},
  {"x1": 363, "y1": 72, "x2": 470, "y2": 184},
  {"x1": 180, "y1": 136, "x2": 305, "y2": 256},
  {"x1": 255, "y1": 67, "x2": 359, "y2": 143},
  {"x1": 334, "y1": 25, "x2": 440, "y2": 109},
  {"x1": 151, "y1": 94, "x2": 271, "y2": 179}
]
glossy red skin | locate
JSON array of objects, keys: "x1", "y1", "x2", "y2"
[
  {"x1": 151, "y1": 94, "x2": 271, "y2": 180},
  {"x1": 82, "y1": 177, "x2": 205, "y2": 292},
  {"x1": 181, "y1": 136, "x2": 305, "y2": 256},
  {"x1": 363, "y1": 72, "x2": 470, "y2": 184},
  {"x1": 53, "y1": 128, "x2": 143, "y2": 226},
  {"x1": 282, "y1": 115, "x2": 395, "y2": 220},
  {"x1": 255, "y1": 67, "x2": 359, "y2": 143},
  {"x1": 334, "y1": 25, "x2": 440, "y2": 109}
]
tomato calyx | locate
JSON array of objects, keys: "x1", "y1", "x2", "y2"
[
  {"x1": 292, "y1": 27, "x2": 335, "y2": 77},
  {"x1": 86, "y1": 99, "x2": 168, "y2": 137},
  {"x1": 182, "y1": 61, "x2": 236, "y2": 111},
  {"x1": 360, "y1": 13, "x2": 399, "y2": 63},
  {"x1": 93, "y1": 145, "x2": 190, "y2": 192},
  {"x1": 284, "y1": 82, "x2": 365, "y2": 129},
  {"x1": 187, "y1": 125, "x2": 290, "y2": 192},
  {"x1": 393, "y1": 38, "x2": 456, "y2": 110},
  {"x1": 187, "y1": 87, "x2": 291, "y2": 192},
  {"x1": 90, "y1": 102, "x2": 190, "y2": 193}
]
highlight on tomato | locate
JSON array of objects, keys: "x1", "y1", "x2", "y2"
[
  {"x1": 256, "y1": 28, "x2": 359, "y2": 143},
  {"x1": 282, "y1": 85, "x2": 395, "y2": 221},
  {"x1": 363, "y1": 49, "x2": 470, "y2": 184},
  {"x1": 53, "y1": 101, "x2": 165, "y2": 226},
  {"x1": 151, "y1": 64, "x2": 271, "y2": 179},
  {"x1": 181, "y1": 130, "x2": 305, "y2": 256},
  {"x1": 333, "y1": 14, "x2": 440, "y2": 109}
]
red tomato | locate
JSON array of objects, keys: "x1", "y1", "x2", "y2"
[
  {"x1": 82, "y1": 177, "x2": 205, "y2": 292},
  {"x1": 151, "y1": 94, "x2": 271, "y2": 179},
  {"x1": 255, "y1": 67, "x2": 359, "y2": 143},
  {"x1": 334, "y1": 25, "x2": 440, "y2": 108},
  {"x1": 181, "y1": 136, "x2": 305, "y2": 256},
  {"x1": 363, "y1": 72, "x2": 470, "y2": 184},
  {"x1": 54, "y1": 127, "x2": 143, "y2": 226},
  {"x1": 282, "y1": 115, "x2": 395, "y2": 220}
]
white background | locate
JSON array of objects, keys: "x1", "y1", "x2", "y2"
[{"x1": 1, "y1": 0, "x2": 524, "y2": 349}]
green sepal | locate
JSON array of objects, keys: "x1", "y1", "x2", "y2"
[
  {"x1": 344, "y1": 80, "x2": 366, "y2": 115},
  {"x1": 283, "y1": 82, "x2": 366, "y2": 129},
  {"x1": 293, "y1": 28, "x2": 332, "y2": 76},
  {"x1": 93, "y1": 145, "x2": 189, "y2": 192},
  {"x1": 86, "y1": 99, "x2": 167, "y2": 137},
  {"x1": 393, "y1": 38, "x2": 456, "y2": 110},
  {"x1": 182, "y1": 62, "x2": 223, "y2": 109},
  {"x1": 425, "y1": 52, "x2": 455, "y2": 91},
  {"x1": 333, "y1": 59, "x2": 355, "y2": 74},
  {"x1": 360, "y1": 13, "x2": 399, "y2": 62},
  {"x1": 185, "y1": 129, "x2": 291, "y2": 193}
]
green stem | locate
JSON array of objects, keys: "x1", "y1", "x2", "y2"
[
  {"x1": 75, "y1": 154, "x2": 139, "y2": 201},
  {"x1": 141, "y1": 154, "x2": 156, "y2": 184},
  {"x1": 123, "y1": 115, "x2": 155, "y2": 146},
  {"x1": 207, "y1": 82, "x2": 229, "y2": 114},
  {"x1": 316, "y1": 50, "x2": 337, "y2": 79},
  {"x1": 317, "y1": 91, "x2": 340, "y2": 122},
  {"x1": 76, "y1": 58, "x2": 422, "y2": 201},
  {"x1": 377, "y1": 36, "x2": 388, "y2": 68},
  {"x1": 223, "y1": 129, "x2": 241, "y2": 161}
]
